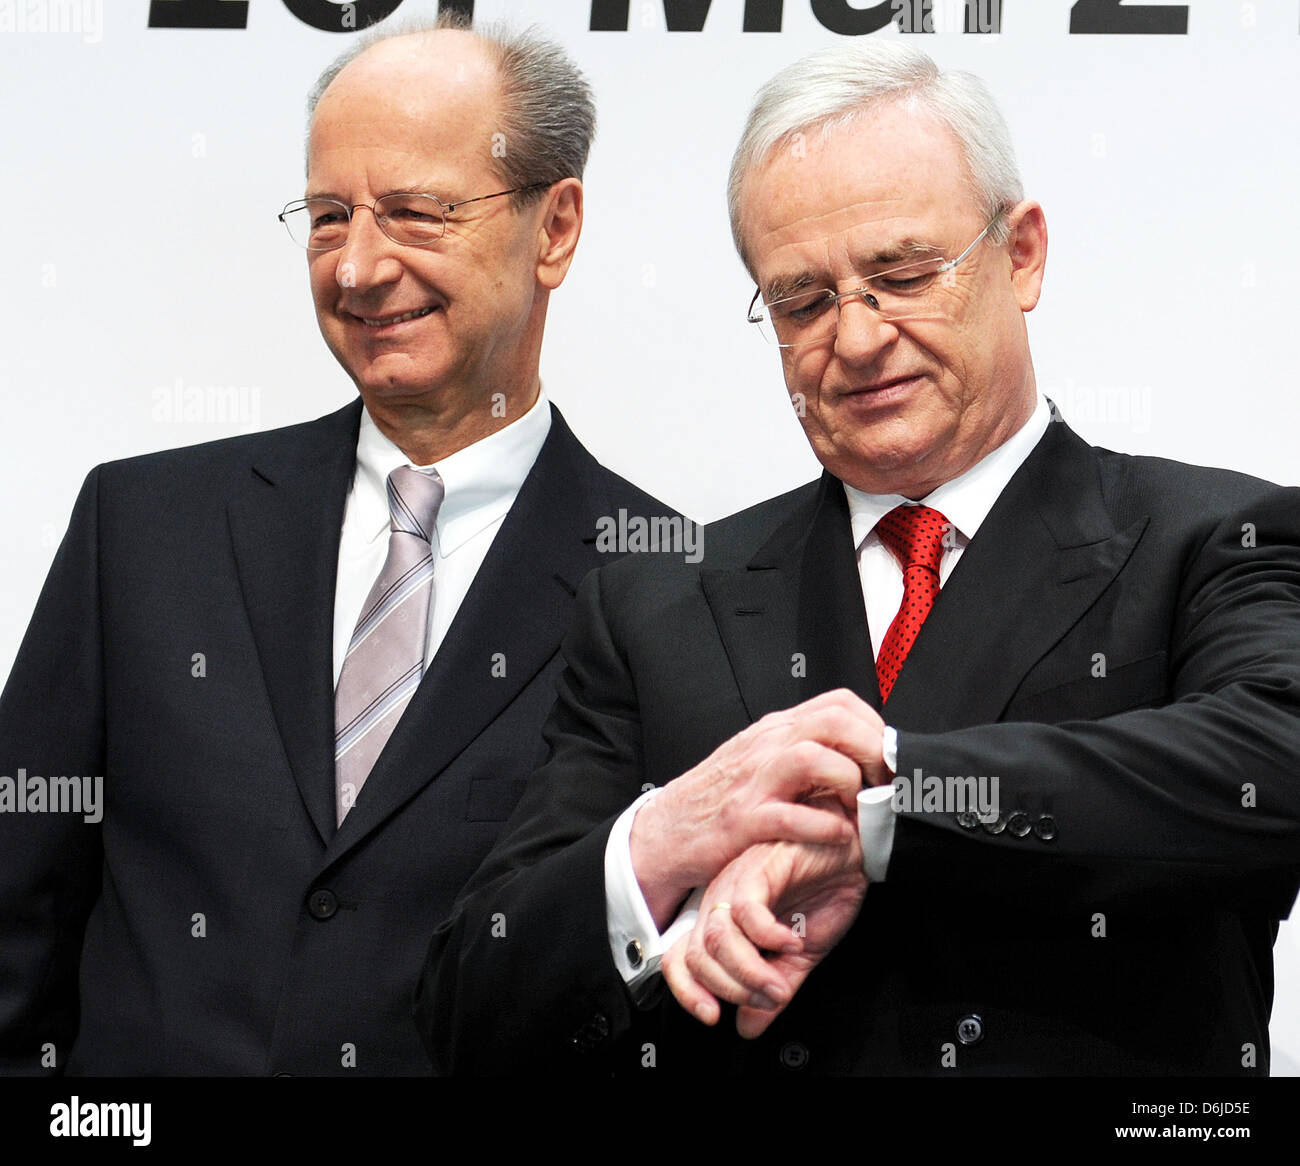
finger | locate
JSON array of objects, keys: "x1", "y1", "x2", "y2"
[
  {"x1": 746, "y1": 798, "x2": 855, "y2": 849},
  {"x1": 734, "y1": 953, "x2": 817, "y2": 1039},
  {"x1": 662, "y1": 939, "x2": 722, "y2": 1027},
  {"x1": 794, "y1": 699, "x2": 887, "y2": 790},
  {"x1": 731, "y1": 897, "x2": 801, "y2": 954},
  {"x1": 724, "y1": 693, "x2": 882, "y2": 804},
  {"x1": 685, "y1": 914, "x2": 788, "y2": 1013},
  {"x1": 683, "y1": 942, "x2": 764, "y2": 1012},
  {"x1": 736, "y1": 1000, "x2": 787, "y2": 1040},
  {"x1": 760, "y1": 738, "x2": 866, "y2": 811},
  {"x1": 792, "y1": 687, "x2": 883, "y2": 728},
  {"x1": 698, "y1": 904, "x2": 795, "y2": 1004}
]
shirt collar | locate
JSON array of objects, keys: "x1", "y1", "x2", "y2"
[
  {"x1": 352, "y1": 385, "x2": 552, "y2": 556},
  {"x1": 845, "y1": 394, "x2": 1052, "y2": 548}
]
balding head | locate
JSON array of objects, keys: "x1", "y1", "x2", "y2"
[
  {"x1": 309, "y1": 30, "x2": 505, "y2": 199},
  {"x1": 306, "y1": 16, "x2": 595, "y2": 205}
]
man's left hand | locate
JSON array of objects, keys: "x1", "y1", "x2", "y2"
[{"x1": 661, "y1": 831, "x2": 867, "y2": 1038}]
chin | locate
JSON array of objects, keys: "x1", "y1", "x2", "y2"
[
  {"x1": 351, "y1": 359, "x2": 441, "y2": 396},
  {"x1": 821, "y1": 440, "x2": 928, "y2": 489},
  {"x1": 356, "y1": 380, "x2": 435, "y2": 404}
]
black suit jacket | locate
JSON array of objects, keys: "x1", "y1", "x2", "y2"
[
  {"x1": 0, "y1": 399, "x2": 668, "y2": 1075},
  {"x1": 417, "y1": 417, "x2": 1300, "y2": 1075}
]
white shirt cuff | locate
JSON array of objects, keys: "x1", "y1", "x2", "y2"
[
  {"x1": 882, "y1": 724, "x2": 899, "y2": 773},
  {"x1": 605, "y1": 788, "x2": 674, "y2": 993},
  {"x1": 858, "y1": 784, "x2": 897, "y2": 884},
  {"x1": 858, "y1": 724, "x2": 900, "y2": 884}
]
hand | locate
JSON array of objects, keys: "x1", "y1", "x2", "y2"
[
  {"x1": 661, "y1": 826, "x2": 868, "y2": 1038},
  {"x1": 629, "y1": 689, "x2": 885, "y2": 927}
]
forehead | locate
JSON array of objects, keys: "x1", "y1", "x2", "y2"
[
  {"x1": 306, "y1": 34, "x2": 502, "y2": 195},
  {"x1": 741, "y1": 108, "x2": 982, "y2": 281}
]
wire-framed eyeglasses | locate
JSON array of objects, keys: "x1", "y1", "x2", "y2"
[
  {"x1": 747, "y1": 210, "x2": 1007, "y2": 348},
  {"x1": 278, "y1": 182, "x2": 551, "y2": 251}
]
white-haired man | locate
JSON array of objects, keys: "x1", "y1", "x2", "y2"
[{"x1": 418, "y1": 40, "x2": 1300, "y2": 1076}]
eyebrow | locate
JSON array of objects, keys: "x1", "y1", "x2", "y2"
[
  {"x1": 864, "y1": 238, "x2": 945, "y2": 266},
  {"x1": 762, "y1": 238, "x2": 948, "y2": 301},
  {"x1": 761, "y1": 272, "x2": 821, "y2": 303},
  {"x1": 302, "y1": 183, "x2": 444, "y2": 203}
]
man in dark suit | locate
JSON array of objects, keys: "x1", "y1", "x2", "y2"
[
  {"x1": 0, "y1": 16, "x2": 666, "y2": 1075},
  {"x1": 416, "y1": 41, "x2": 1300, "y2": 1075}
]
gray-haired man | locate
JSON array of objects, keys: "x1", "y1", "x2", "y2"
[{"x1": 419, "y1": 40, "x2": 1300, "y2": 1075}]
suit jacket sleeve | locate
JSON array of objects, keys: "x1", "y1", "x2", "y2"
[
  {"x1": 0, "y1": 468, "x2": 106, "y2": 1075},
  {"x1": 416, "y1": 565, "x2": 651, "y2": 1074},
  {"x1": 890, "y1": 486, "x2": 1300, "y2": 886}
]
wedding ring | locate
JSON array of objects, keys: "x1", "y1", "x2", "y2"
[{"x1": 710, "y1": 902, "x2": 732, "y2": 914}]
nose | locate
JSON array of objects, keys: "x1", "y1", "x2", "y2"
[
  {"x1": 832, "y1": 293, "x2": 899, "y2": 364},
  {"x1": 333, "y1": 205, "x2": 402, "y2": 293}
]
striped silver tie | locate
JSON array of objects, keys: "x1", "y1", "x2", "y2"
[{"x1": 333, "y1": 465, "x2": 444, "y2": 826}]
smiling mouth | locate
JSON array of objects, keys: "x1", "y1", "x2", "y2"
[{"x1": 357, "y1": 306, "x2": 437, "y2": 327}]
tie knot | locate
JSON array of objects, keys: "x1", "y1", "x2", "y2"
[
  {"x1": 875, "y1": 504, "x2": 951, "y2": 573},
  {"x1": 386, "y1": 466, "x2": 445, "y2": 543}
]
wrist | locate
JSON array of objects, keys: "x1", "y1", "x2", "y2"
[{"x1": 628, "y1": 794, "x2": 694, "y2": 930}]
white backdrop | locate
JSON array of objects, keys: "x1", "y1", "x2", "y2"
[{"x1": 1, "y1": 0, "x2": 1297, "y2": 1073}]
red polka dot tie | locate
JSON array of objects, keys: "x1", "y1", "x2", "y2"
[{"x1": 874, "y1": 504, "x2": 951, "y2": 704}]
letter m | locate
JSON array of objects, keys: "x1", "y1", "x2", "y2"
[
  {"x1": 950, "y1": 775, "x2": 977, "y2": 812},
  {"x1": 591, "y1": 1, "x2": 783, "y2": 32},
  {"x1": 102, "y1": 1103, "x2": 130, "y2": 1138}
]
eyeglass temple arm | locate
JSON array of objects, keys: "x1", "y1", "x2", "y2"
[{"x1": 443, "y1": 181, "x2": 551, "y2": 215}]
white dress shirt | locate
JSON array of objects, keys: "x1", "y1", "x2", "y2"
[
  {"x1": 607, "y1": 395, "x2": 1053, "y2": 989},
  {"x1": 332, "y1": 388, "x2": 552, "y2": 688}
]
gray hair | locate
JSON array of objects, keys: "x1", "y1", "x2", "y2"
[
  {"x1": 727, "y1": 41, "x2": 1022, "y2": 275},
  {"x1": 305, "y1": 10, "x2": 596, "y2": 207}
]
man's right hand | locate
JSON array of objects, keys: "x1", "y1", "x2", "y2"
[{"x1": 628, "y1": 688, "x2": 885, "y2": 928}]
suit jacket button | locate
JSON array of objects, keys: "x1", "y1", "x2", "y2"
[
  {"x1": 956, "y1": 1015, "x2": 984, "y2": 1045},
  {"x1": 307, "y1": 888, "x2": 338, "y2": 920},
  {"x1": 1007, "y1": 812, "x2": 1032, "y2": 838},
  {"x1": 780, "y1": 1042, "x2": 809, "y2": 1070},
  {"x1": 625, "y1": 939, "x2": 644, "y2": 969},
  {"x1": 272, "y1": 1071, "x2": 294, "y2": 1078},
  {"x1": 1033, "y1": 815, "x2": 1058, "y2": 841},
  {"x1": 956, "y1": 810, "x2": 980, "y2": 830},
  {"x1": 982, "y1": 813, "x2": 1008, "y2": 835},
  {"x1": 568, "y1": 1014, "x2": 611, "y2": 1052}
]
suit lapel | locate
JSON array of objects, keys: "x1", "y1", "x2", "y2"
[
  {"x1": 882, "y1": 418, "x2": 1148, "y2": 731},
  {"x1": 227, "y1": 399, "x2": 362, "y2": 845},
  {"x1": 323, "y1": 407, "x2": 614, "y2": 863},
  {"x1": 703, "y1": 419, "x2": 1149, "y2": 736},
  {"x1": 703, "y1": 475, "x2": 880, "y2": 721}
]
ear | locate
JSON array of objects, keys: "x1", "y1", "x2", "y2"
[
  {"x1": 1005, "y1": 199, "x2": 1047, "y2": 312},
  {"x1": 535, "y1": 178, "x2": 583, "y2": 291}
]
